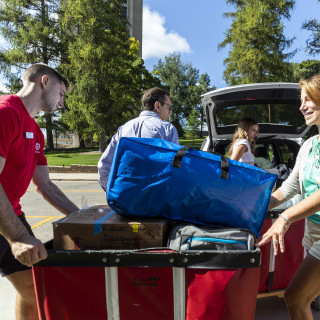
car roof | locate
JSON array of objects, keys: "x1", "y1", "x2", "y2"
[
  {"x1": 202, "y1": 82, "x2": 299, "y2": 100},
  {"x1": 201, "y1": 82, "x2": 310, "y2": 140}
]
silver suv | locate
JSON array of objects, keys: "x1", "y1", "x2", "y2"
[{"x1": 201, "y1": 83, "x2": 312, "y2": 170}]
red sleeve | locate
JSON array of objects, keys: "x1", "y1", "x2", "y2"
[
  {"x1": 36, "y1": 125, "x2": 48, "y2": 166},
  {"x1": 0, "y1": 107, "x2": 19, "y2": 159},
  {"x1": 37, "y1": 151, "x2": 48, "y2": 166}
]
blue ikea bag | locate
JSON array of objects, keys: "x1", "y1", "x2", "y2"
[{"x1": 107, "y1": 137, "x2": 277, "y2": 236}]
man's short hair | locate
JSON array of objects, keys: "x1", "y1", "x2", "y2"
[
  {"x1": 22, "y1": 64, "x2": 70, "y2": 90},
  {"x1": 141, "y1": 87, "x2": 169, "y2": 111}
]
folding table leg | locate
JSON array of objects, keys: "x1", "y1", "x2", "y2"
[
  {"x1": 173, "y1": 267, "x2": 186, "y2": 320},
  {"x1": 268, "y1": 230, "x2": 275, "y2": 290},
  {"x1": 105, "y1": 267, "x2": 120, "y2": 320}
]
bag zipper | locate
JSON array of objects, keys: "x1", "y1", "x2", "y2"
[{"x1": 186, "y1": 237, "x2": 247, "y2": 250}]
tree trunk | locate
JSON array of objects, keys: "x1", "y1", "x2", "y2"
[
  {"x1": 45, "y1": 114, "x2": 54, "y2": 150},
  {"x1": 99, "y1": 134, "x2": 107, "y2": 153},
  {"x1": 79, "y1": 138, "x2": 86, "y2": 148},
  {"x1": 200, "y1": 109, "x2": 204, "y2": 138}
]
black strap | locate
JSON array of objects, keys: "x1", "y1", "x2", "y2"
[
  {"x1": 172, "y1": 147, "x2": 229, "y2": 179},
  {"x1": 220, "y1": 155, "x2": 229, "y2": 179},
  {"x1": 172, "y1": 146, "x2": 191, "y2": 168},
  {"x1": 208, "y1": 151, "x2": 229, "y2": 180}
]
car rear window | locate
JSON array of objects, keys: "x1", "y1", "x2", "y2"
[{"x1": 215, "y1": 102, "x2": 304, "y2": 129}]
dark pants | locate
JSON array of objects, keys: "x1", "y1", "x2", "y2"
[{"x1": 0, "y1": 213, "x2": 34, "y2": 277}]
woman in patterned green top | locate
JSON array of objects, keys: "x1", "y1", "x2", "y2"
[{"x1": 258, "y1": 74, "x2": 320, "y2": 320}]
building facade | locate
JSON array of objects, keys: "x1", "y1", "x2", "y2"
[{"x1": 125, "y1": 0, "x2": 143, "y2": 57}]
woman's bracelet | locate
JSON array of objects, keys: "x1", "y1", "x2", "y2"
[{"x1": 279, "y1": 213, "x2": 293, "y2": 225}]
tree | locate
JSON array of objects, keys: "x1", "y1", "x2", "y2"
[
  {"x1": 61, "y1": 0, "x2": 160, "y2": 151},
  {"x1": 185, "y1": 109, "x2": 201, "y2": 140},
  {"x1": 153, "y1": 53, "x2": 211, "y2": 136},
  {"x1": 191, "y1": 73, "x2": 214, "y2": 137},
  {"x1": 292, "y1": 59, "x2": 320, "y2": 82},
  {"x1": 219, "y1": 0, "x2": 296, "y2": 85},
  {"x1": 302, "y1": 15, "x2": 320, "y2": 56},
  {"x1": 0, "y1": 0, "x2": 67, "y2": 150}
]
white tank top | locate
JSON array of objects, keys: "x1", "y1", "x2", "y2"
[{"x1": 232, "y1": 139, "x2": 254, "y2": 165}]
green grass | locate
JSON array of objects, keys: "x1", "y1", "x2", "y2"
[
  {"x1": 179, "y1": 138, "x2": 204, "y2": 149},
  {"x1": 45, "y1": 147, "x2": 101, "y2": 166},
  {"x1": 45, "y1": 138, "x2": 206, "y2": 166}
]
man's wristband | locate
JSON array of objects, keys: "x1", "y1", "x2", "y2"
[{"x1": 279, "y1": 213, "x2": 293, "y2": 225}]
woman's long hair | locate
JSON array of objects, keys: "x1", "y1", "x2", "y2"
[
  {"x1": 227, "y1": 117, "x2": 258, "y2": 158},
  {"x1": 299, "y1": 74, "x2": 320, "y2": 105}
]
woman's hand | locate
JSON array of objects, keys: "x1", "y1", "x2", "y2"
[{"x1": 257, "y1": 216, "x2": 291, "y2": 255}]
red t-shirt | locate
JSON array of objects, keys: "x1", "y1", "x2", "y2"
[{"x1": 0, "y1": 95, "x2": 47, "y2": 216}]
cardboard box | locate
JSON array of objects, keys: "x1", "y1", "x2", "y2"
[{"x1": 53, "y1": 205, "x2": 169, "y2": 250}]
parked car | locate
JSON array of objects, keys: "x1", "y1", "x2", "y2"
[{"x1": 200, "y1": 82, "x2": 313, "y2": 170}]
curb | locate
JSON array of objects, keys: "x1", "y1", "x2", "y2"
[
  {"x1": 49, "y1": 165, "x2": 97, "y2": 174},
  {"x1": 49, "y1": 175, "x2": 99, "y2": 182}
]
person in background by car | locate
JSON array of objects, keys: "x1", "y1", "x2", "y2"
[
  {"x1": 98, "y1": 87, "x2": 179, "y2": 191},
  {"x1": 227, "y1": 117, "x2": 259, "y2": 165},
  {"x1": 258, "y1": 74, "x2": 320, "y2": 320},
  {"x1": 0, "y1": 64, "x2": 79, "y2": 320}
]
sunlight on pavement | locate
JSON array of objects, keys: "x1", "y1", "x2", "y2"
[{"x1": 26, "y1": 216, "x2": 63, "y2": 229}]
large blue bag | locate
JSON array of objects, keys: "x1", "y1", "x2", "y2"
[{"x1": 107, "y1": 137, "x2": 277, "y2": 236}]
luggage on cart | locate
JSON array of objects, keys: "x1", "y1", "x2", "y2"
[
  {"x1": 107, "y1": 137, "x2": 277, "y2": 236},
  {"x1": 33, "y1": 237, "x2": 261, "y2": 320},
  {"x1": 168, "y1": 223, "x2": 255, "y2": 252}
]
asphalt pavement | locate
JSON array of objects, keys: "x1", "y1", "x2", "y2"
[
  {"x1": 1, "y1": 172, "x2": 320, "y2": 319},
  {"x1": 0, "y1": 172, "x2": 100, "y2": 320}
]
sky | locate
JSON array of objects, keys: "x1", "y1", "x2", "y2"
[
  {"x1": 0, "y1": 1, "x2": 319, "y2": 92},
  {"x1": 142, "y1": 0, "x2": 320, "y2": 89}
]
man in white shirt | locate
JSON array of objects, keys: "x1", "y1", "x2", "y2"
[{"x1": 98, "y1": 87, "x2": 179, "y2": 191}]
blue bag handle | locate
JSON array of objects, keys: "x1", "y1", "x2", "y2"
[
  {"x1": 172, "y1": 146, "x2": 229, "y2": 179},
  {"x1": 220, "y1": 155, "x2": 229, "y2": 179},
  {"x1": 171, "y1": 146, "x2": 191, "y2": 168}
]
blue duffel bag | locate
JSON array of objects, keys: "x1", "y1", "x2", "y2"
[{"x1": 107, "y1": 137, "x2": 277, "y2": 236}]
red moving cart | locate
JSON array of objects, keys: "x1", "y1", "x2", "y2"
[{"x1": 33, "y1": 241, "x2": 261, "y2": 320}]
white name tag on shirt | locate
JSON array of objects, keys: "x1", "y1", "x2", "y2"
[{"x1": 25, "y1": 132, "x2": 34, "y2": 139}]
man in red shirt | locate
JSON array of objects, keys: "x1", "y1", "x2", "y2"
[{"x1": 0, "y1": 64, "x2": 79, "y2": 319}]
